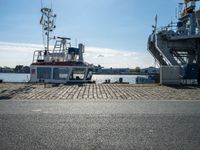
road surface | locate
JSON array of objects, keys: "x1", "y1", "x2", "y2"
[{"x1": 0, "y1": 100, "x2": 200, "y2": 150}]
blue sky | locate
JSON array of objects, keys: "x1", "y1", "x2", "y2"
[{"x1": 0, "y1": 0, "x2": 181, "y2": 68}]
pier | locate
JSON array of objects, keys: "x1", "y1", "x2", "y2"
[{"x1": 1, "y1": 83, "x2": 200, "y2": 100}]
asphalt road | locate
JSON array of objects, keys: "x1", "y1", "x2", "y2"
[{"x1": 0, "y1": 100, "x2": 200, "y2": 150}]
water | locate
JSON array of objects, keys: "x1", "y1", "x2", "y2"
[
  {"x1": 0, "y1": 73, "x2": 146, "y2": 84},
  {"x1": 0, "y1": 73, "x2": 30, "y2": 83},
  {"x1": 92, "y1": 74, "x2": 146, "y2": 84}
]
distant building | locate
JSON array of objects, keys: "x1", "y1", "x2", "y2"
[
  {"x1": 140, "y1": 67, "x2": 159, "y2": 74},
  {"x1": 13, "y1": 65, "x2": 30, "y2": 73},
  {"x1": 96, "y1": 68, "x2": 129, "y2": 74},
  {"x1": 0, "y1": 65, "x2": 30, "y2": 73},
  {"x1": 1, "y1": 67, "x2": 13, "y2": 73},
  {"x1": 14, "y1": 65, "x2": 24, "y2": 73},
  {"x1": 93, "y1": 65, "x2": 104, "y2": 73},
  {"x1": 21, "y1": 66, "x2": 30, "y2": 73}
]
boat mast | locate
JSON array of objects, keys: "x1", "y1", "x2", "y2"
[{"x1": 40, "y1": 7, "x2": 56, "y2": 52}]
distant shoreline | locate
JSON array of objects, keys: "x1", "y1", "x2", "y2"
[
  {"x1": 93, "y1": 73, "x2": 147, "y2": 75},
  {"x1": 0, "y1": 72, "x2": 147, "y2": 76},
  {"x1": 0, "y1": 72, "x2": 30, "y2": 74}
]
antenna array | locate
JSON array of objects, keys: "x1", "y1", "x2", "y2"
[{"x1": 40, "y1": 7, "x2": 56, "y2": 51}]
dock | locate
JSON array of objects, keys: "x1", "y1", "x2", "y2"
[{"x1": 0, "y1": 83, "x2": 200, "y2": 100}]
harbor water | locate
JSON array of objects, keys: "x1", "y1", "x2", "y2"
[{"x1": 0, "y1": 73, "x2": 147, "y2": 84}]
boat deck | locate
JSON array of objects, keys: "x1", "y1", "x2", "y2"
[{"x1": 0, "y1": 83, "x2": 200, "y2": 100}]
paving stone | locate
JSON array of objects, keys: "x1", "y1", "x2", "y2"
[{"x1": 1, "y1": 83, "x2": 200, "y2": 100}]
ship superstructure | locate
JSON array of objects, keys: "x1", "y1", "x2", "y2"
[
  {"x1": 148, "y1": 0, "x2": 200, "y2": 84},
  {"x1": 30, "y1": 8, "x2": 94, "y2": 84}
]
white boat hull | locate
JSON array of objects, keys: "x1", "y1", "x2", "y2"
[{"x1": 30, "y1": 64, "x2": 93, "y2": 84}]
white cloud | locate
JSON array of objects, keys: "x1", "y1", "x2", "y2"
[
  {"x1": 0, "y1": 42, "x2": 43, "y2": 53},
  {"x1": 84, "y1": 47, "x2": 154, "y2": 68},
  {"x1": 0, "y1": 41, "x2": 154, "y2": 68}
]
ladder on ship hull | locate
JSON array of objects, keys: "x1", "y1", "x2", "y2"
[{"x1": 148, "y1": 34, "x2": 179, "y2": 66}]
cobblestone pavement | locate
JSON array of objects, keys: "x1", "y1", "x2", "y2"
[{"x1": 1, "y1": 83, "x2": 200, "y2": 100}]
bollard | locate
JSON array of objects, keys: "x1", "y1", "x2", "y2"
[
  {"x1": 119, "y1": 78, "x2": 123, "y2": 83},
  {"x1": 108, "y1": 79, "x2": 111, "y2": 83},
  {"x1": 105, "y1": 79, "x2": 111, "y2": 84}
]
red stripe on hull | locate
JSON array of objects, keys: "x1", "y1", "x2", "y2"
[{"x1": 31, "y1": 61, "x2": 92, "y2": 67}]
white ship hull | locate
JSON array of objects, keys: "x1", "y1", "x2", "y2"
[{"x1": 30, "y1": 63, "x2": 93, "y2": 84}]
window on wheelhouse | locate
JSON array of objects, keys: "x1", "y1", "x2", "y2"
[
  {"x1": 70, "y1": 68, "x2": 86, "y2": 80},
  {"x1": 37, "y1": 67, "x2": 51, "y2": 79},
  {"x1": 53, "y1": 68, "x2": 69, "y2": 80}
]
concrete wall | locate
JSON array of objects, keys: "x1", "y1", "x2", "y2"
[{"x1": 160, "y1": 66, "x2": 181, "y2": 85}]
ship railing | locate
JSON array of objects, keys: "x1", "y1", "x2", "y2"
[
  {"x1": 33, "y1": 49, "x2": 68, "y2": 63},
  {"x1": 50, "y1": 49, "x2": 66, "y2": 55},
  {"x1": 49, "y1": 49, "x2": 69, "y2": 62},
  {"x1": 32, "y1": 50, "x2": 45, "y2": 63},
  {"x1": 156, "y1": 22, "x2": 178, "y2": 33},
  {"x1": 156, "y1": 21, "x2": 200, "y2": 38}
]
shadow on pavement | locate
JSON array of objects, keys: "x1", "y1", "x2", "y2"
[
  {"x1": 165, "y1": 85, "x2": 200, "y2": 90},
  {"x1": 0, "y1": 85, "x2": 33, "y2": 100}
]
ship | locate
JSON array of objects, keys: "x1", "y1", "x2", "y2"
[
  {"x1": 148, "y1": 0, "x2": 200, "y2": 85},
  {"x1": 30, "y1": 8, "x2": 94, "y2": 84}
]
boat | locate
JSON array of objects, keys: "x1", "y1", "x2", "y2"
[
  {"x1": 148, "y1": 0, "x2": 200, "y2": 85},
  {"x1": 30, "y1": 7, "x2": 94, "y2": 84}
]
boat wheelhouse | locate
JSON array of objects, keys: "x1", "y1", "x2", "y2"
[{"x1": 30, "y1": 8, "x2": 94, "y2": 84}]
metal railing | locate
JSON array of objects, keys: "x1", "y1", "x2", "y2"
[{"x1": 32, "y1": 50, "x2": 45, "y2": 63}]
